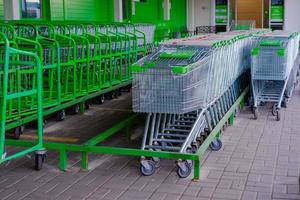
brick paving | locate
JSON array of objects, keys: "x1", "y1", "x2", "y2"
[{"x1": 0, "y1": 89, "x2": 300, "y2": 200}]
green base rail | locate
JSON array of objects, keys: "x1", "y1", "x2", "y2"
[{"x1": 6, "y1": 86, "x2": 248, "y2": 180}]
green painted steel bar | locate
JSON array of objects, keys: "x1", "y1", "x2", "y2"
[
  {"x1": 195, "y1": 86, "x2": 249, "y2": 157},
  {"x1": 0, "y1": 32, "x2": 44, "y2": 163},
  {"x1": 85, "y1": 114, "x2": 138, "y2": 146},
  {"x1": 5, "y1": 86, "x2": 248, "y2": 179},
  {"x1": 5, "y1": 139, "x2": 199, "y2": 161}
]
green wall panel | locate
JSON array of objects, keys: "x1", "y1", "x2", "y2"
[
  {"x1": 50, "y1": 0, "x2": 64, "y2": 20},
  {"x1": 50, "y1": 0, "x2": 114, "y2": 22},
  {"x1": 170, "y1": 0, "x2": 187, "y2": 31},
  {"x1": 128, "y1": 0, "x2": 186, "y2": 29},
  {"x1": 0, "y1": 0, "x2": 4, "y2": 20},
  {"x1": 130, "y1": 0, "x2": 162, "y2": 23}
]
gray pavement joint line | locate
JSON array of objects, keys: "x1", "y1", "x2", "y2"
[
  {"x1": 20, "y1": 155, "x2": 83, "y2": 199},
  {"x1": 20, "y1": 172, "x2": 62, "y2": 199},
  {"x1": 53, "y1": 165, "x2": 95, "y2": 198},
  {"x1": 82, "y1": 157, "x2": 134, "y2": 200},
  {"x1": 178, "y1": 152, "x2": 213, "y2": 199},
  {"x1": 0, "y1": 154, "x2": 34, "y2": 174},
  {"x1": 1, "y1": 189, "x2": 18, "y2": 200},
  {"x1": 6, "y1": 170, "x2": 36, "y2": 188},
  {"x1": 140, "y1": 165, "x2": 176, "y2": 200},
  {"x1": 241, "y1": 113, "x2": 275, "y2": 200},
  {"x1": 214, "y1": 112, "x2": 259, "y2": 200},
  {"x1": 270, "y1": 110, "x2": 285, "y2": 199},
  {"x1": 201, "y1": 118, "x2": 249, "y2": 200}
]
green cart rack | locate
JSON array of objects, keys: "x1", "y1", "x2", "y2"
[{"x1": 0, "y1": 32, "x2": 46, "y2": 170}]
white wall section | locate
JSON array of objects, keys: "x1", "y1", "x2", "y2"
[
  {"x1": 4, "y1": 0, "x2": 20, "y2": 20},
  {"x1": 284, "y1": 0, "x2": 300, "y2": 31},
  {"x1": 187, "y1": 0, "x2": 214, "y2": 31}
]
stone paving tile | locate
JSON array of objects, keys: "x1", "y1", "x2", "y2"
[{"x1": 2, "y1": 87, "x2": 300, "y2": 200}]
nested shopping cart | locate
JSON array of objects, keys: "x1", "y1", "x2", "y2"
[
  {"x1": 133, "y1": 23, "x2": 156, "y2": 54},
  {"x1": 32, "y1": 23, "x2": 77, "y2": 103},
  {"x1": 53, "y1": 23, "x2": 91, "y2": 97},
  {"x1": 132, "y1": 30, "x2": 266, "y2": 178},
  {"x1": 56, "y1": 23, "x2": 103, "y2": 93},
  {"x1": 251, "y1": 31, "x2": 300, "y2": 120},
  {"x1": 0, "y1": 23, "x2": 61, "y2": 137},
  {"x1": 0, "y1": 32, "x2": 46, "y2": 170},
  {"x1": 2, "y1": 23, "x2": 61, "y2": 109}
]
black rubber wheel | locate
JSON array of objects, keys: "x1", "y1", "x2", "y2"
[
  {"x1": 177, "y1": 161, "x2": 192, "y2": 178},
  {"x1": 123, "y1": 86, "x2": 131, "y2": 93},
  {"x1": 13, "y1": 125, "x2": 24, "y2": 139},
  {"x1": 276, "y1": 110, "x2": 281, "y2": 121},
  {"x1": 34, "y1": 154, "x2": 44, "y2": 171},
  {"x1": 57, "y1": 110, "x2": 66, "y2": 121},
  {"x1": 253, "y1": 108, "x2": 258, "y2": 120},
  {"x1": 97, "y1": 95, "x2": 105, "y2": 104},
  {"x1": 272, "y1": 104, "x2": 278, "y2": 116},
  {"x1": 85, "y1": 101, "x2": 91, "y2": 110},
  {"x1": 71, "y1": 104, "x2": 80, "y2": 114},
  {"x1": 109, "y1": 92, "x2": 116, "y2": 100},
  {"x1": 117, "y1": 88, "x2": 122, "y2": 96},
  {"x1": 140, "y1": 160, "x2": 156, "y2": 176},
  {"x1": 210, "y1": 138, "x2": 222, "y2": 151},
  {"x1": 43, "y1": 120, "x2": 47, "y2": 126}
]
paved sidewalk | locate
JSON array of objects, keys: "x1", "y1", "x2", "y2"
[{"x1": 0, "y1": 89, "x2": 300, "y2": 200}]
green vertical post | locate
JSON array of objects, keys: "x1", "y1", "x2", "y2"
[
  {"x1": 81, "y1": 152, "x2": 89, "y2": 170},
  {"x1": 216, "y1": 131, "x2": 221, "y2": 138},
  {"x1": 59, "y1": 150, "x2": 67, "y2": 171},
  {"x1": 193, "y1": 159, "x2": 200, "y2": 181},
  {"x1": 80, "y1": 102, "x2": 85, "y2": 114},
  {"x1": 229, "y1": 114, "x2": 234, "y2": 125},
  {"x1": 240, "y1": 97, "x2": 245, "y2": 109}
]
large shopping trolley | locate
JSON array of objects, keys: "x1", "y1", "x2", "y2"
[
  {"x1": 132, "y1": 30, "x2": 266, "y2": 178},
  {"x1": 251, "y1": 31, "x2": 300, "y2": 120}
]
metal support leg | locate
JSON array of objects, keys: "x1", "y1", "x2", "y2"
[
  {"x1": 193, "y1": 159, "x2": 200, "y2": 181},
  {"x1": 81, "y1": 152, "x2": 89, "y2": 170},
  {"x1": 59, "y1": 150, "x2": 67, "y2": 171}
]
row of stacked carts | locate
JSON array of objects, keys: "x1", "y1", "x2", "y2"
[
  {"x1": 251, "y1": 31, "x2": 300, "y2": 120},
  {"x1": 131, "y1": 29, "x2": 272, "y2": 178},
  {"x1": 0, "y1": 21, "x2": 156, "y2": 169}
]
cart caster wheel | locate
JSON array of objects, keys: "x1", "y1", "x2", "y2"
[
  {"x1": 117, "y1": 88, "x2": 122, "y2": 96},
  {"x1": 152, "y1": 158, "x2": 160, "y2": 168},
  {"x1": 210, "y1": 138, "x2": 222, "y2": 151},
  {"x1": 281, "y1": 100, "x2": 287, "y2": 108},
  {"x1": 85, "y1": 101, "x2": 91, "y2": 110},
  {"x1": 109, "y1": 92, "x2": 116, "y2": 99},
  {"x1": 196, "y1": 136, "x2": 205, "y2": 145},
  {"x1": 57, "y1": 110, "x2": 66, "y2": 121},
  {"x1": 276, "y1": 109, "x2": 281, "y2": 121},
  {"x1": 272, "y1": 104, "x2": 279, "y2": 116},
  {"x1": 34, "y1": 151, "x2": 46, "y2": 171},
  {"x1": 97, "y1": 95, "x2": 105, "y2": 104},
  {"x1": 71, "y1": 104, "x2": 80, "y2": 114},
  {"x1": 43, "y1": 120, "x2": 47, "y2": 126},
  {"x1": 191, "y1": 143, "x2": 198, "y2": 153},
  {"x1": 177, "y1": 160, "x2": 192, "y2": 178},
  {"x1": 140, "y1": 160, "x2": 156, "y2": 176},
  {"x1": 123, "y1": 86, "x2": 131, "y2": 93},
  {"x1": 253, "y1": 108, "x2": 258, "y2": 120},
  {"x1": 13, "y1": 125, "x2": 25, "y2": 139}
]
